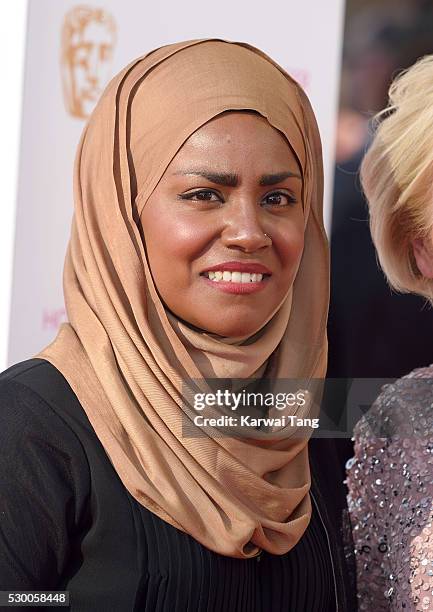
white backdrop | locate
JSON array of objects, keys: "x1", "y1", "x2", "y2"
[
  {"x1": 0, "y1": 0, "x2": 27, "y2": 370},
  {"x1": 7, "y1": 0, "x2": 345, "y2": 367}
]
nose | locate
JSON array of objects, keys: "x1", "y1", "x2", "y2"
[
  {"x1": 86, "y1": 49, "x2": 99, "y2": 85},
  {"x1": 220, "y1": 198, "x2": 270, "y2": 253},
  {"x1": 86, "y1": 74, "x2": 98, "y2": 87}
]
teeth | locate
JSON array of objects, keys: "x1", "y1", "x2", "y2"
[{"x1": 203, "y1": 271, "x2": 265, "y2": 283}]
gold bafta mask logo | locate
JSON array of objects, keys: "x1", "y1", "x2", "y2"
[{"x1": 61, "y1": 6, "x2": 116, "y2": 119}]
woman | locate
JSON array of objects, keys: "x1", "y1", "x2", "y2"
[
  {"x1": 347, "y1": 55, "x2": 433, "y2": 610},
  {"x1": 0, "y1": 39, "x2": 355, "y2": 610}
]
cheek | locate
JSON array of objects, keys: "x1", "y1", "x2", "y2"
[
  {"x1": 274, "y1": 220, "x2": 305, "y2": 271},
  {"x1": 141, "y1": 207, "x2": 213, "y2": 279}
]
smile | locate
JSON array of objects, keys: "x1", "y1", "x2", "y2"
[
  {"x1": 199, "y1": 271, "x2": 271, "y2": 294},
  {"x1": 202, "y1": 270, "x2": 270, "y2": 283}
]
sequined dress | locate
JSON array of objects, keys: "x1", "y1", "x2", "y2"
[{"x1": 346, "y1": 365, "x2": 433, "y2": 610}]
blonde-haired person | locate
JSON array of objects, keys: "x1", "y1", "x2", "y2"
[{"x1": 346, "y1": 55, "x2": 433, "y2": 611}]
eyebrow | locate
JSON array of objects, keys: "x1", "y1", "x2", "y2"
[{"x1": 172, "y1": 169, "x2": 301, "y2": 187}]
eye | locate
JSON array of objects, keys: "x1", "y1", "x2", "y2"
[
  {"x1": 72, "y1": 46, "x2": 89, "y2": 69},
  {"x1": 262, "y1": 191, "x2": 297, "y2": 207},
  {"x1": 178, "y1": 189, "x2": 223, "y2": 202}
]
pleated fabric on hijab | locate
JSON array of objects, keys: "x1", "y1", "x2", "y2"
[{"x1": 36, "y1": 38, "x2": 329, "y2": 559}]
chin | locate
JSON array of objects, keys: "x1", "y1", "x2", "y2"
[{"x1": 202, "y1": 318, "x2": 264, "y2": 338}]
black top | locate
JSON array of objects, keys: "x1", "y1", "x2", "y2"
[{"x1": 0, "y1": 359, "x2": 357, "y2": 611}]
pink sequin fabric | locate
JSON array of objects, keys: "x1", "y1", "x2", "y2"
[{"x1": 347, "y1": 365, "x2": 433, "y2": 611}]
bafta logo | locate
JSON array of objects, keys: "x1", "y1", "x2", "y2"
[{"x1": 61, "y1": 6, "x2": 116, "y2": 119}]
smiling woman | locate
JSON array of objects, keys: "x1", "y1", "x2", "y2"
[{"x1": 0, "y1": 39, "x2": 355, "y2": 611}]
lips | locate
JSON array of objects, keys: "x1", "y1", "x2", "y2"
[{"x1": 200, "y1": 261, "x2": 272, "y2": 275}]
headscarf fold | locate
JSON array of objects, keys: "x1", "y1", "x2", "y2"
[{"x1": 36, "y1": 38, "x2": 329, "y2": 558}]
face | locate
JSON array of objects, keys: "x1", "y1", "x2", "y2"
[
  {"x1": 67, "y1": 21, "x2": 115, "y2": 118},
  {"x1": 140, "y1": 112, "x2": 305, "y2": 337}
]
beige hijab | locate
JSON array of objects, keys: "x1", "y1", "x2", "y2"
[{"x1": 36, "y1": 38, "x2": 329, "y2": 558}]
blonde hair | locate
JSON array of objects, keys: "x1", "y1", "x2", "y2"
[{"x1": 360, "y1": 54, "x2": 433, "y2": 302}]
